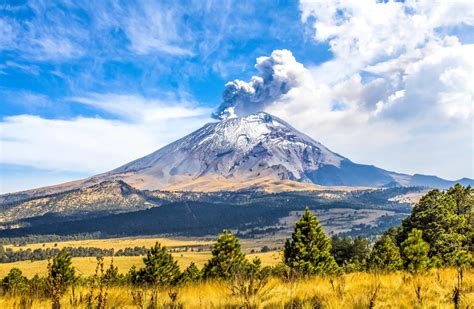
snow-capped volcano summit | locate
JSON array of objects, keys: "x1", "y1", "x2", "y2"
[{"x1": 109, "y1": 112, "x2": 346, "y2": 188}]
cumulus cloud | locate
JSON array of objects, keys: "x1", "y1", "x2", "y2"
[
  {"x1": 212, "y1": 0, "x2": 473, "y2": 179},
  {"x1": 300, "y1": 0, "x2": 474, "y2": 73}
]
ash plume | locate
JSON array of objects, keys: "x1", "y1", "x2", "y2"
[{"x1": 213, "y1": 49, "x2": 306, "y2": 119}]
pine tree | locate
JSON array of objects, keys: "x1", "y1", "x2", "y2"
[
  {"x1": 1, "y1": 268, "x2": 28, "y2": 294},
  {"x1": 47, "y1": 249, "x2": 76, "y2": 309},
  {"x1": 180, "y1": 262, "x2": 201, "y2": 283},
  {"x1": 401, "y1": 229, "x2": 430, "y2": 274},
  {"x1": 49, "y1": 249, "x2": 76, "y2": 292},
  {"x1": 447, "y1": 184, "x2": 473, "y2": 216},
  {"x1": 138, "y1": 242, "x2": 180, "y2": 286},
  {"x1": 203, "y1": 230, "x2": 246, "y2": 279},
  {"x1": 447, "y1": 184, "x2": 473, "y2": 251},
  {"x1": 104, "y1": 259, "x2": 121, "y2": 284},
  {"x1": 331, "y1": 235, "x2": 370, "y2": 267},
  {"x1": 283, "y1": 208, "x2": 340, "y2": 276},
  {"x1": 368, "y1": 235, "x2": 403, "y2": 272}
]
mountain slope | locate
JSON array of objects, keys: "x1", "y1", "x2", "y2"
[
  {"x1": 105, "y1": 112, "x2": 346, "y2": 189},
  {"x1": 99, "y1": 112, "x2": 410, "y2": 189}
]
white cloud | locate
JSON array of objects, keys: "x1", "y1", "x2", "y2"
[
  {"x1": 120, "y1": 2, "x2": 194, "y2": 56},
  {"x1": 300, "y1": 0, "x2": 474, "y2": 66},
  {"x1": 1, "y1": 92, "x2": 212, "y2": 183},
  {"x1": 69, "y1": 93, "x2": 212, "y2": 123},
  {"x1": 0, "y1": 12, "x2": 86, "y2": 61},
  {"x1": 0, "y1": 112, "x2": 210, "y2": 175},
  {"x1": 0, "y1": 1, "x2": 194, "y2": 62}
]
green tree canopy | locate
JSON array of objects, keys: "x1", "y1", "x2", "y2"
[
  {"x1": 1, "y1": 267, "x2": 28, "y2": 294},
  {"x1": 368, "y1": 235, "x2": 403, "y2": 272},
  {"x1": 331, "y1": 235, "x2": 370, "y2": 268},
  {"x1": 397, "y1": 185, "x2": 472, "y2": 265},
  {"x1": 283, "y1": 208, "x2": 340, "y2": 276},
  {"x1": 202, "y1": 230, "x2": 246, "y2": 279},
  {"x1": 401, "y1": 229, "x2": 430, "y2": 274},
  {"x1": 49, "y1": 249, "x2": 76, "y2": 291},
  {"x1": 180, "y1": 262, "x2": 201, "y2": 283},
  {"x1": 447, "y1": 184, "x2": 473, "y2": 250},
  {"x1": 138, "y1": 242, "x2": 180, "y2": 286}
]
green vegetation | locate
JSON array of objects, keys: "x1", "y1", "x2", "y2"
[
  {"x1": 401, "y1": 228, "x2": 430, "y2": 274},
  {"x1": 202, "y1": 230, "x2": 246, "y2": 279},
  {"x1": 0, "y1": 245, "x2": 150, "y2": 263},
  {"x1": 47, "y1": 250, "x2": 75, "y2": 309},
  {"x1": 0, "y1": 233, "x2": 103, "y2": 246},
  {"x1": 136, "y1": 242, "x2": 180, "y2": 286},
  {"x1": 368, "y1": 234, "x2": 403, "y2": 272},
  {"x1": 1, "y1": 268, "x2": 28, "y2": 294},
  {"x1": 331, "y1": 235, "x2": 370, "y2": 271},
  {"x1": 396, "y1": 184, "x2": 472, "y2": 266},
  {"x1": 284, "y1": 208, "x2": 340, "y2": 276}
]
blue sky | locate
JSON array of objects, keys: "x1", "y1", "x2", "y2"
[
  {"x1": 1, "y1": 0, "x2": 331, "y2": 116},
  {"x1": 1, "y1": 0, "x2": 473, "y2": 193}
]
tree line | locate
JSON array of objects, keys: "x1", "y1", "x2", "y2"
[
  {"x1": 0, "y1": 245, "x2": 213, "y2": 263},
  {"x1": 0, "y1": 232, "x2": 103, "y2": 246},
  {"x1": 0, "y1": 246, "x2": 147, "y2": 263}
]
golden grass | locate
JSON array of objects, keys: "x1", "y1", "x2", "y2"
[
  {"x1": 4, "y1": 236, "x2": 213, "y2": 252},
  {"x1": 4, "y1": 235, "x2": 283, "y2": 255},
  {"x1": 0, "y1": 268, "x2": 472, "y2": 308},
  {"x1": 0, "y1": 235, "x2": 282, "y2": 280},
  {"x1": 0, "y1": 251, "x2": 280, "y2": 278}
]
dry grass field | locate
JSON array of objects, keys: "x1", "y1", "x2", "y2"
[
  {"x1": 0, "y1": 268, "x2": 471, "y2": 308},
  {"x1": 0, "y1": 236, "x2": 283, "y2": 278},
  {"x1": 3, "y1": 236, "x2": 215, "y2": 252},
  {"x1": 1, "y1": 236, "x2": 471, "y2": 307},
  {"x1": 0, "y1": 251, "x2": 282, "y2": 278},
  {"x1": 4, "y1": 235, "x2": 285, "y2": 252}
]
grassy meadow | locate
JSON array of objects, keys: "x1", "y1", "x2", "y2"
[
  {"x1": 0, "y1": 236, "x2": 283, "y2": 278},
  {"x1": 0, "y1": 251, "x2": 281, "y2": 278},
  {"x1": 2, "y1": 237, "x2": 215, "y2": 252},
  {"x1": 0, "y1": 268, "x2": 472, "y2": 308}
]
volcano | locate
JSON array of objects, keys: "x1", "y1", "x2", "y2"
[{"x1": 2, "y1": 112, "x2": 472, "y2": 203}]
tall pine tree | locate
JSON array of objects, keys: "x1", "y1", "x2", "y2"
[
  {"x1": 203, "y1": 230, "x2": 246, "y2": 279},
  {"x1": 283, "y1": 208, "x2": 340, "y2": 276},
  {"x1": 401, "y1": 229, "x2": 430, "y2": 274},
  {"x1": 368, "y1": 235, "x2": 403, "y2": 272},
  {"x1": 47, "y1": 250, "x2": 76, "y2": 309},
  {"x1": 138, "y1": 242, "x2": 181, "y2": 286}
]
